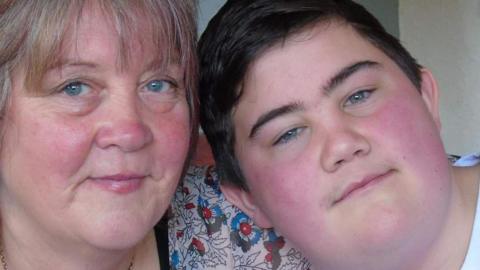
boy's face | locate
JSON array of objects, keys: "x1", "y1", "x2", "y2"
[{"x1": 228, "y1": 23, "x2": 452, "y2": 268}]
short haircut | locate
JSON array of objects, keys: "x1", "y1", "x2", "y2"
[{"x1": 199, "y1": 0, "x2": 421, "y2": 190}]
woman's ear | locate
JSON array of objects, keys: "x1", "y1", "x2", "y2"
[
  {"x1": 220, "y1": 183, "x2": 273, "y2": 228},
  {"x1": 419, "y1": 68, "x2": 441, "y2": 130}
]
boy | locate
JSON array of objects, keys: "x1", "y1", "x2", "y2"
[{"x1": 198, "y1": 0, "x2": 480, "y2": 269}]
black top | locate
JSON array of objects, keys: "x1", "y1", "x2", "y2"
[{"x1": 154, "y1": 216, "x2": 169, "y2": 269}]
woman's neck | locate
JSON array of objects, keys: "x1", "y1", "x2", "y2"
[{"x1": 0, "y1": 220, "x2": 151, "y2": 270}]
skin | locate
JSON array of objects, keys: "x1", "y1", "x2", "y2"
[
  {"x1": 223, "y1": 22, "x2": 480, "y2": 270},
  {"x1": 0, "y1": 3, "x2": 189, "y2": 270}
]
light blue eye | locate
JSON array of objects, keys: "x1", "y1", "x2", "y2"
[
  {"x1": 345, "y1": 89, "x2": 373, "y2": 106},
  {"x1": 146, "y1": 79, "x2": 171, "y2": 93},
  {"x1": 63, "y1": 82, "x2": 88, "y2": 96},
  {"x1": 274, "y1": 127, "x2": 303, "y2": 146}
]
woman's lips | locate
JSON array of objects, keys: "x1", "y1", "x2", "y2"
[
  {"x1": 90, "y1": 174, "x2": 146, "y2": 194},
  {"x1": 333, "y1": 170, "x2": 394, "y2": 205}
]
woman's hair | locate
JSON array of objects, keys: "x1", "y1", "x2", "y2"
[{"x1": 0, "y1": 0, "x2": 198, "y2": 132}]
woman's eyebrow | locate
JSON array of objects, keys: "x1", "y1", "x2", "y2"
[
  {"x1": 144, "y1": 58, "x2": 181, "y2": 72},
  {"x1": 323, "y1": 60, "x2": 381, "y2": 95},
  {"x1": 249, "y1": 102, "x2": 305, "y2": 139},
  {"x1": 48, "y1": 60, "x2": 99, "y2": 72}
]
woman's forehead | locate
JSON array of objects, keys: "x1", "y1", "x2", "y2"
[{"x1": 23, "y1": 1, "x2": 182, "y2": 92}]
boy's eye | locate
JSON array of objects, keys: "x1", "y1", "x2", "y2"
[
  {"x1": 63, "y1": 81, "x2": 90, "y2": 96},
  {"x1": 273, "y1": 127, "x2": 304, "y2": 146},
  {"x1": 146, "y1": 79, "x2": 174, "y2": 93},
  {"x1": 344, "y1": 89, "x2": 374, "y2": 106}
]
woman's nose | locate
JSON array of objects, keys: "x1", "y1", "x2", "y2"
[{"x1": 95, "y1": 98, "x2": 153, "y2": 152}]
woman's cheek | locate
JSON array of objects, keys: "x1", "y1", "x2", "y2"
[
  {"x1": 31, "y1": 119, "x2": 94, "y2": 180},
  {"x1": 151, "y1": 110, "x2": 191, "y2": 166}
]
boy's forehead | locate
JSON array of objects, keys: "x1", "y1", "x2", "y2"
[
  {"x1": 233, "y1": 22, "x2": 417, "y2": 127},
  {"x1": 244, "y1": 23, "x2": 384, "y2": 84},
  {"x1": 244, "y1": 21, "x2": 384, "y2": 80}
]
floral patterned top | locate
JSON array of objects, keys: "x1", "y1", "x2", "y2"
[{"x1": 169, "y1": 165, "x2": 311, "y2": 270}]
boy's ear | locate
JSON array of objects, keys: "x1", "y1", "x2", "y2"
[
  {"x1": 419, "y1": 68, "x2": 441, "y2": 129},
  {"x1": 220, "y1": 183, "x2": 273, "y2": 228}
]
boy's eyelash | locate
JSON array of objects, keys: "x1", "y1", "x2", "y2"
[
  {"x1": 273, "y1": 127, "x2": 304, "y2": 146},
  {"x1": 344, "y1": 88, "x2": 375, "y2": 106}
]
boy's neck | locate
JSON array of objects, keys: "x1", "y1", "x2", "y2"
[{"x1": 415, "y1": 164, "x2": 480, "y2": 270}]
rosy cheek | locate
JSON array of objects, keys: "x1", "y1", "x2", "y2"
[
  {"x1": 151, "y1": 113, "x2": 191, "y2": 166},
  {"x1": 367, "y1": 96, "x2": 448, "y2": 180},
  {"x1": 245, "y1": 159, "x2": 310, "y2": 206},
  {"x1": 36, "y1": 120, "x2": 93, "y2": 178},
  {"x1": 370, "y1": 96, "x2": 429, "y2": 146}
]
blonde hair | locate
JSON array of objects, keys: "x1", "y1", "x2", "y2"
[{"x1": 0, "y1": 0, "x2": 198, "y2": 127}]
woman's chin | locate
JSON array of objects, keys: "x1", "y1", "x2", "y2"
[{"x1": 78, "y1": 214, "x2": 158, "y2": 250}]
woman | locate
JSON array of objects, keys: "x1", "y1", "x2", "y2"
[{"x1": 0, "y1": 0, "x2": 197, "y2": 269}]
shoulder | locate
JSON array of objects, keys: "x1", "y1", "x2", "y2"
[
  {"x1": 453, "y1": 153, "x2": 480, "y2": 167},
  {"x1": 169, "y1": 165, "x2": 234, "y2": 269},
  {"x1": 168, "y1": 165, "x2": 311, "y2": 270},
  {"x1": 452, "y1": 152, "x2": 480, "y2": 195}
]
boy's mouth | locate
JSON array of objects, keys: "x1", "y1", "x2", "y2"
[{"x1": 333, "y1": 169, "x2": 394, "y2": 205}]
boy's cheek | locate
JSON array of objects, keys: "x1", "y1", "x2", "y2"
[
  {"x1": 244, "y1": 159, "x2": 314, "y2": 204},
  {"x1": 368, "y1": 97, "x2": 443, "y2": 154}
]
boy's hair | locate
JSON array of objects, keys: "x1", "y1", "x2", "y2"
[
  {"x1": 0, "y1": 0, "x2": 198, "y2": 138},
  {"x1": 199, "y1": 0, "x2": 421, "y2": 190}
]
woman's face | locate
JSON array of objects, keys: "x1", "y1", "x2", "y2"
[{"x1": 0, "y1": 4, "x2": 190, "y2": 250}]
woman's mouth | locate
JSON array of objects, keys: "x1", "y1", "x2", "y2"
[{"x1": 90, "y1": 174, "x2": 146, "y2": 194}]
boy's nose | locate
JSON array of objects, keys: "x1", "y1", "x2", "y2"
[{"x1": 320, "y1": 126, "x2": 370, "y2": 172}]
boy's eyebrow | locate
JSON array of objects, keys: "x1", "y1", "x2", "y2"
[
  {"x1": 247, "y1": 61, "x2": 379, "y2": 139},
  {"x1": 323, "y1": 60, "x2": 380, "y2": 94},
  {"x1": 249, "y1": 102, "x2": 305, "y2": 139}
]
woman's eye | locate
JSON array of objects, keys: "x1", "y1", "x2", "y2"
[
  {"x1": 344, "y1": 89, "x2": 374, "y2": 106},
  {"x1": 273, "y1": 127, "x2": 304, "y2": 146},
  {"x1": 63, "y1": 81, "x2": 90, "y2": 96},
  {"x1": 145, "y1": 79, "x2": 174, "y2": 93}
]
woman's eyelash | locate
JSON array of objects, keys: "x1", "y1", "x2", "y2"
[
  {"x1": 144, "y1": 79, "x2": 178, "y2": 93},
  {"x1": 62, "y1": 81, "x2": 90, "y2": 96}
]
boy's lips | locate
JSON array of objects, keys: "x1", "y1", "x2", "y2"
[{"x1": 333, "y1": 169, "x2": 394, "y2": 205}]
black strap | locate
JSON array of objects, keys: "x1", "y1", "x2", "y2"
[{"x1": 154, "y1": 215, "x2": 170, "y2": 269}]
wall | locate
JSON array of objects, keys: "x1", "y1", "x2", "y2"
[
  {"x1": 198, "y1": 0, "x2": 399, "y2": 36},
  {"x1": 400, "y1": 1, "x2": 480, "y2": 155},
  {"x1": 198, "y1": 0, "x2": 226, "y2": 34},
  {"x1": 356, "y1": 0, "x2": 399, "y2": 37}
]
